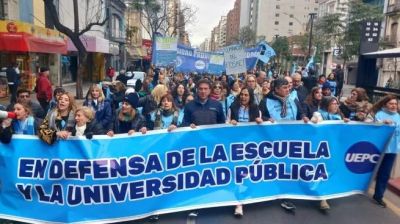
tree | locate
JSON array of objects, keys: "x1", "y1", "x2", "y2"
[
  {"x1": 237, "y1": 26, "x2": 256, "y2": 47},
  {"x1": 314, "y1": 0, "x2": 383, "y2": 66},
  {"x1": 271, "y1": 36, "x2": 290, "y2": 71},
  {"x1": 129, "y1": 0, "x2": 196, "y2": 40},
  {"x1": 44, "y1": 0, "x2": 107, "y2": 99}
]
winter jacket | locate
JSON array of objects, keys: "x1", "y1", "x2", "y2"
[{"x1": 182, "y1": 97, "x2": 225, "y2": 126}]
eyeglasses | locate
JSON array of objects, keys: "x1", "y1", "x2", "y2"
[
  {"x1": 19, "y1": 95, "x2": 30, "y2": 98},
  {"x1": 214, "y1": 85, "x2": 222, "y2": 89}
]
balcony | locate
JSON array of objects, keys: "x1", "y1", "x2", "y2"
[{"x1": 387, "y1": 2, "x2": 400, "y2": 14}]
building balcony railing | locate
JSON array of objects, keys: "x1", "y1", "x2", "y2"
[{"x1": 387, "y1": 2, "x2": 400, "y2": 14}]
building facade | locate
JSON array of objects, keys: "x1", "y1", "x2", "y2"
[
  {"x1": 106, "y1": 0, "x2": 126, "y2": 72},
  {"x1": 226, "y1": 0, "x2": 241, "y2": 45},
  {"x1": 0, "y1": 0, "x2": 66, "y2": 89}
]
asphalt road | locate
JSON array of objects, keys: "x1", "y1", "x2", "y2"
[{"x1": 123, "y1": 195, "x2": 399, "y2": 224}]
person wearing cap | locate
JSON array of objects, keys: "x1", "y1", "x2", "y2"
[
  {"x1": 106, "y1": 92, "x2": 147, "y2": 136},
  {"x1": 36, "y1": 67, "x2": 53, "y2": 111},
  {"x1": 321, "y1": 82, "x2": 332, "y2": 97}
]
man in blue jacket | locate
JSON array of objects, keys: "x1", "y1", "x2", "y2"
[{"x1": 183, "y1": 79, "x2": 225, "y2": 127}]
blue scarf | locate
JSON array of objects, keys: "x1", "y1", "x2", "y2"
[{"x1": 12, "y1": 116, "x2": 36, "y2": 135}]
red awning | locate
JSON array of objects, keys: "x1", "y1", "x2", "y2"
[{"x1": 0, "y1": 32, "x2": 67, "y2": 54}]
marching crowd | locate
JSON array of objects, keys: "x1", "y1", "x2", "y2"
[{"x1": 0, "y1": 64, "x2": 399, "y2": 219}]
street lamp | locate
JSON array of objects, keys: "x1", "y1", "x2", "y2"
[{"x1": 308, "y1": 13, "x2": 317, "y2": 57}]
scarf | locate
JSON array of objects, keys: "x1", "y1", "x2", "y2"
[
  {"x1": 48, "y1": 109, "x2": 75, "y2": 131},
  {"x1": 87, "y1": 99, "x2": 105, "y2": 112},
  {"x1": 273, "y1": 93, "x2": 288, "y2": 118},
  {"x1": 154, "y1": 108, "x2": 178, "y2": 130},
  {"x1": 12, "y1": 116, "x2": 35, "y2": 135}
]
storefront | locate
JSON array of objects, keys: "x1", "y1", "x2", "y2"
[
  {"x1": 66, "y1": 35, "x2": 109, "y2": 83},
  {"x1": 0, "y1": 20, "x2": 67, "y2": 92}
]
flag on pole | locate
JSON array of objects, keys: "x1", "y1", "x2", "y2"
[{"x1": 257, "y1": 41, "x2": 276, "y2": 63}]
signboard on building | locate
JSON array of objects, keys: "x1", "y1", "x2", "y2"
[{"x1": 360, "y1": 21, "x2": 381, "y2": 54}]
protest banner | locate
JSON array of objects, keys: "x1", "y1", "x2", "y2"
[
  {"x1": 176, "y1": 44, "x2": 209, "y2": 73},
  {"x1": 152, "y1": 36, "x2": 178, "y2": 67},
  {"x1": 0, "y1": 122, "x2": 394, "y2": 223},
  {"x1": 224, "y1": 45, "x2": 247, "y2": 75},
  {"x1": 208, "y1": 53, "x2": 225, "y2": 75}
]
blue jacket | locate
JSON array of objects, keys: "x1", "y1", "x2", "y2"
[
  {"x1": 83, "y1": 99, "x2": 113, "y2": 130},
  {"x1": 182, "y1": 97, "x2": 225, "y2": 126},
  {"x1": 375, "y1": 109, "x2": 400, "y2": 154}
]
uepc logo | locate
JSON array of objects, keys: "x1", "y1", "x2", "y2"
[{"x1": 345, "y1": 142, "x2": 380, "y2": 174}]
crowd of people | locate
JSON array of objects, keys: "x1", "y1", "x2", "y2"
[{"x1": 0, "y1": 64, "x2": 399, "y2": 220}]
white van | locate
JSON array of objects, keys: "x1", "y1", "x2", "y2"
[{"x1": 126, "y1": 71, "x2": 146, "y2": 88}]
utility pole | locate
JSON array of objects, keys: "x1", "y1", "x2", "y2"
[{"x1": 308, "y1": 13, "x2": 317, "y2": 57}]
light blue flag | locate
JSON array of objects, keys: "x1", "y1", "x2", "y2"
[
  {"x1": 306, "y1": 56, "x2": 314, "y2": 70},
  {"x1": 257, "y1": 41, "x2": 276, "y2": 63}
]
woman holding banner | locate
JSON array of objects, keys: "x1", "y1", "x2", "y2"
[
  {"x1": 11, "y1": 103, "x2": 38, "y2": 135},
  {"x1": 227, "y1": 87, "x2": 263, "y2": 217},
  {"x1": 151, "y1": 94, "x2": 181, "y2": 131},
  {"x1": 71, "y1": 106, "x2": 105, "y2": 139},
  {"x1": 107, "y1": 93, "x2": 147, "y2": 136},
  {"x1": 38, "y1": 93, "x2": 76, "y2": 145},
  {"x1": 311, "y1": 96, "x2": 349, "y2": 210},
  {"x1": 370, "y1": 95, "x2": 400, "y2": 208},
  {"x1": 303, "y1": 86, "x2": 323, "y2": 119}
]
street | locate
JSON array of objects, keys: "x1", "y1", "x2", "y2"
[{"x1": 125, "y1": 195, "x2": 399, "y2": 224}]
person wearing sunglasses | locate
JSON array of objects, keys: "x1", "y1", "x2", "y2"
[{"x1": 7, "y1": 89, "x2": 45, "y2": 119}]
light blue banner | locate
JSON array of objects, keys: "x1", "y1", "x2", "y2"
[
  {"x1": 153, "y1": 36, "x2": 178, "y2": 67},
  {"x1": 0, "y1": 122, "x2": 394, "y2": 223}
]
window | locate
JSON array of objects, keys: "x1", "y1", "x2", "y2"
[
  {"x1": 276, "y1": 5, "x2": 280, "y2": 9},
  {"x1": 276, "y1": 13, "x2": 280, "y2": 17},
  {"x1": 289, "y1": 22, "x2": 293, "y2": 26},
  {"x1": 275, "y1": 21, "x2": 279, "y2": 25},
  {"x1": 290, "y1": 14, "x2": 294, "y2": 18}
]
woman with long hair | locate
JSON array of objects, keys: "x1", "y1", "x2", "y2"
[
  {"x1": 83, "y1": 84, "x2": 113, "y2": 130},
  {"x1": 151, "y1": 94, "x2": 181, "y2": 131},
  {"x1": 12, "y1": 102, "x2": 38, "y2": 135},
  {"x1": 172, "y1": 83, "x2": 189, "y2": 110},
  {"x1": 138, "y1": 84, "x2": 169, "y2": 130},
  {"x1": 370, "y1": 95, "x2": 400, "y2": 208},
  {"x1": 38, "y1": 92, "x2": 77, "y2": 145},
  {"x1": 303, "y1": 87, "x2": 323, "y2": 119},
  {"x1": 227, "y1": 87, "x2": 262, "y2": 217},
  {"x1": 339, "y1": 87, "x2": 372, "y2": 121}
]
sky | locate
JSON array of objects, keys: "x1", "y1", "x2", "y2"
[{"x1": 182, "y1": 0, "x2": 235, "y2": 47}]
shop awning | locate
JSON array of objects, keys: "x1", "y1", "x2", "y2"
[
  {"x1": 362, "y1": 47, "x2": 400, "y2": 58},
  {"x1": 67, "y1": 35, "x2": 109, "y2": 54},
  {"x1": 0, "y1": 20, "x2": 67, "y2": 54}
]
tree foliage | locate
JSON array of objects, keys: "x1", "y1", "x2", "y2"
[
  {"x1": 128, "y1": 0, "x2": 197, "y2": 39},
  {"x1": 314, "y1": 0, "x2": 383, "y2": 64},
  {"x1": 237, "y1": 26, "x2": 256, "y2": 47}
]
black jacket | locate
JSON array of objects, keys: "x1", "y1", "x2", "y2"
[
  {"x1": 229, "y1": 102, "x2": 260, "y2": 122},
  {"x1": 0, "y1": 126, "x2": 12, "y2": 144},
  {"x1": 71, "y1": 120, "x2": 105, "y2": 139}
]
